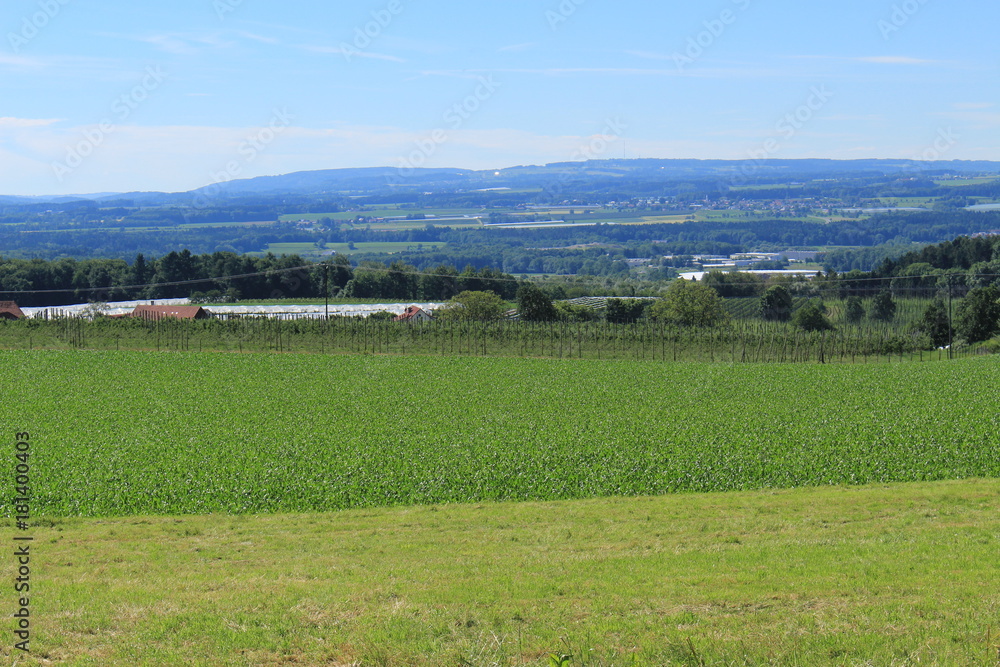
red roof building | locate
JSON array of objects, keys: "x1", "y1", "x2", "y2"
[
  {"x1": 130, "y1": 305, "x2": 211, "y2": 321},
  {"x1": 0, "y1": 302, "x2": 25, "y2": 320},
  {"x1": 393, "y1": 306, "x2": 434, "y2": 322}
]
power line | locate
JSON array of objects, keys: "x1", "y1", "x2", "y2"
[
  {"x1": 0, "y1": 261, "x2": 534, "y2": 297},
  {"x1": 0, "y1": 259, "x2": 625, "y2": 297}
]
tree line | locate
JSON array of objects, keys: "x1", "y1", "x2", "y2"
[{"x1": 0, "y1": 251, "x2": 522, "y2": 307}]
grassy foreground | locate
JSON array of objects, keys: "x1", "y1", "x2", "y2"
[{"x1": 3, "y1": 480, "x2": 1000, "y2": 666}]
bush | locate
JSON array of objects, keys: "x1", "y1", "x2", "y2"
[
  {"x1": 605, "y1": 298, "x2": 649, "y2": 324},
  {"x1": 437, "y1": 291, "x2": 508, "y2": 322},
  {"x1": 555, "y1": 302, "x2": 600, "y2": 322},
  {"x1": 792, "y1": 303, "x2": 833, "y2": 332}
]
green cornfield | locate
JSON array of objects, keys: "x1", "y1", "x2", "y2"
[{"x1": 2, "y1": 350, "x2": 998, "y2": 517}]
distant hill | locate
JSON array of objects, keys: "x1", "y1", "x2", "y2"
[
  {"x1": 14, "y1": 158, "x2": 1000, "y2": 205},
  {"x1": 187, "y1": 167, "x2": 476, "y2": 198}
]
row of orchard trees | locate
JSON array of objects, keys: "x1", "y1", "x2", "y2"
[
  {"x1": 510, "y1": 277, "x2": 1000, "y2": 349},
  {"x1": 753, "y1": 283, "x2": 1000, "y2": 346},
  {"x1": 1, "y1": 298, "x2": 985, "y2": 363},
  {"x1": 0, "y1": 251, "x2": 521, "y2": 307}
]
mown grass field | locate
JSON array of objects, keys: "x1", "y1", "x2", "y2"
[
  {"x1": 2, "y1": 480, "x2": 999, "y2": 665},
  {"x1": 2, "y1": 351, "x2": 998, "y2": 517},
  {"x1": 936, "y1": 177, "x2": 999, "y2": 186}
]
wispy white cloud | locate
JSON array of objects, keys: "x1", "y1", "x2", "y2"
[
  {"x1": 497, "y1": 42, "x2": 537, "y2": 53},
  {"x1": 0, "y1": 54, "x2": 44, "y2": 68},
  {"x1": 418, "y1": 66, "x2": 783, "y2": 79},
  {"x1": 790, "y1": 54, "x2": 940, "y2": 66},
  {"x1": 821, "y1": 114, "x2": 885, "y2": 122},
  {"x1": 302, "y1": 45, "x2": 405, "y2": 63},
  {"x1": 377, "y1": 36, "x2": 453, "y2": 56},
  {"x1": 933, "y1": 110, "x2": 1000, "y2": 129},
  {"x1": 104, "y1": 28, "x2": 281, "y2": 53},
  {"x1": 854, "y1": 56, "x2": 932, "y2": 65},
  {"x1": 624, "y1": 50, "x2": 673, "y2": 61},
  {"x1": 0, "y1": 117, "x2": 63, "y2": 128},
  {"x1": 953, "y1": 102, "x2": 994, "y2": 110},
  {"x1": 131, "y1": 32, "x2": 234, "y2": 55},
  {"x1": 235, "y1": 19, "x2": 324, "y2": 37},
  {"x1": 0, "y1": 53, "x2": 134, "y2": 81},
  {"x1": 236, "y1": 31, "x2": 281, "y2": 46}
]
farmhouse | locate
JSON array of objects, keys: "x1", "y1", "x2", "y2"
[
  {"x1": 0, "y1": 302, "x2": 25, "y2": 320},
  {"x1": 394, "y1": 306, "x2": 433, "y2": 323},
  {"x1": 130, "y1": 305, "x2": 212, "y2": 321}
]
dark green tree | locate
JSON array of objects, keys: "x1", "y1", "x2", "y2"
[
  {"x1": 870, "y1": 290, "x2": 897, "y2": 322},
  {"x1": 149, "y1": 249, "x2": 197, "y2": 298},
  {"x1": 130, "y1": 253, "x2": 149, "y2": 297},
  {"x1": 844, "y1": 295, "x2": 866, "y2": 324},
  {"x1": 341, "y1": 261, "x2": 389, "y2": 298},
  {"x1": 955, "y1": 285, "x2": 1000, "y2": 342},
  {"x1": 701, "y1": 271, "x2": 765, "y2": 297},
  {"x1": 649, "y1": 279, "x2": 727, "y2": 327},
  {"x1": 759, "y1": 285, "x2": 792, "y2": 321},
  {"x1": 385, "y1": 260, "x2": 419, "y2": 300},
  {"x1": 516, "y1": 283, "x2": 558, "y2": 322},
  {"x1": 329, "y1": 254, "x2": 354, "y2": 293},
  {"x1": 419, "y1": 264, "x2": 459, "y2": 300},
  {"x1": 919, "y1": 298, "x2": 952, "y2": 347}
]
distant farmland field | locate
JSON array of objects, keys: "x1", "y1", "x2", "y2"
[
  {"x1": 255, "y1": 241, "x2": 449, "y2": 256},
  {"x1": 325, "y1": 241, "x2": 449, "y2": 254},
  {"x1": 279, "y1": 208, "x2": 486, "y2": 222},
  {"x1": 3, "y1": 351, "x2": 998, "y2": 518}
]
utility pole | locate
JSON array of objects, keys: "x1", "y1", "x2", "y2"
[
  {"x1": 947, "y1": 277, "x2": 953, "y2": 360},
  {"x1": 324, "y1": 261, "x2": 330, "y2": 322}
]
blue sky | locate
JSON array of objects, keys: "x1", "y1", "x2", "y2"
[{"x1": 1, "y1": 0, "x2": 997, "y2": 195}]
